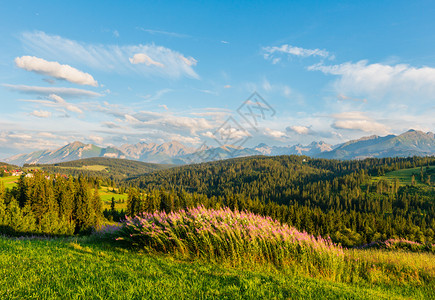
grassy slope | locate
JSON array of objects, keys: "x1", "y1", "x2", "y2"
[
  {"x1": 99, "y1": 186, "x2": 128, "y2": 211},
  {"x1": 371, "y1": 166, "x2": 435, "y2": 187},
  {"x1": 0, "y1": 236, "x2": 433, "y2": 299},
  {"x1": 0, "y1": 176, "x2": 18, "y2": 189}
]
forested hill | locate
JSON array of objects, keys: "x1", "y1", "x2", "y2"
[
  {"x1": 127, "y1": 155, "x2": 435, "y2": 246},
  {"x1": 129, "y1": 155, "x2": 434, "y2": 202},
  {"x1": 29, "y1": 157, "x2": 174, "y2": 180}
]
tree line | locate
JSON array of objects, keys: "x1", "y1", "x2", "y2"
[
  {"x1": 124, "y1": 155, "x2": 435, "y2": 247},
  {"x1": 0, "y1": 172, "x2": 103, "y2": 235}
]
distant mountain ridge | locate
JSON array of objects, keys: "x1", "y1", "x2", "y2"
[
  {"x1": 5, "y1": 141, "x2": 126, "y2": 166},
  {"x1": 318, "y1": 130, "x2": 435, "y2": 160},
  {"x1": 4, "y1": 130, "x2": 435, "y2": 166}
]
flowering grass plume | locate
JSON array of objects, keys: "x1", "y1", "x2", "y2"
[{"x1": 114, "y1": 206, "x2": 345, "y2": 277}]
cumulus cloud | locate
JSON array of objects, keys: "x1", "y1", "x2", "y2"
[
  {"x1": 263, "y1": 128, "x2": 287, "y2": 139},
  {"x1": 332, "y1": 119, "x2": 388, "y2": 133},
  {"x1": 21, "y1": 31, "x2": 199, "y2": 79},
  {"x1": 30, "y1": 110, "x2": 52, "y2": 118},
  {"x1": 264, "y1": 44, "x2": 331, "y2": 63},
  {"x1": 309, "y1": 60, "x2": 435, "y2": 99},
  {"x1": 3, "y1": 84, "x2": 101, "y2": 98},
  {"x1": 330, "y1": 111, "x2": 389, "y2": 134},
  {"x1": 15, "y1": 56, "x2": 98, "y2": 86},
  {"x1": 287, "y1": 125, "x2": 312, "y2": 135},
  {"x1": 129, "y1": 53, "x2": 164, "y2": 67},
  {"x1": 203, "y1": 126, "x2": 250, "y2": 142}
]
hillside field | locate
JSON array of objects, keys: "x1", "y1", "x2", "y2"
[
  {"x1": 372, "y1": 166, "x2": 435, "y2": 187},
  {"x1": 0, "y1": 176, "x2": 18, "y2": 189}
]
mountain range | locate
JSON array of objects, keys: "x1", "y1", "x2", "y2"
[{"x1": 3, "y1": 130, "x2": 434, "y2": 166}]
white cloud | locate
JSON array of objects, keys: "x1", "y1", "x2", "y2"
[
  {"x1": 30, "y1": 110, "x2": 52, "y2": 118},
  {"x1": 203, "y1": 126, "x2": 250, "y2": 141},
  {"x1": 21, "y1": 31, "x2": 199, "y2": 79},
  {"x1": 37, "y1": 132, "x2": 57, "y2": 138},
  {"x1": 3, "y1": 84, "x2": 101, "y2": 98},
  {"x1": 264, "y1": 128, "x2": 286, "y2": 138},
  {"x1": 124, "y1": 114, "x2": 141, "y2": 124},
  {"x1": 15, "y1": 56, "x2": 98, "y2": 86},
  {"x1": 288, "y1": 125, "x2": 312, "y2": 135},
  {"x1": 309, "y1": 60, "x2": 435, "y2": 99},
  {"x1": 137, "y1": 28, "x2": 189, "y2": 38},
  {"x1": 48, "y1": 94, "x2": 83, "y2": 114},
  {"x1": 8, "y1": 133, "x2": 33, "y2": 139},
  {"x1": 129, "y1": 53, "x2": 164, "y2": 67},
  {"x1": 332, "y1": 119, "x2": 388, "y2": 133},
  {"x1": 330, "y1": 111, "x2": 389, "y2": 134},
  {"x1": 264, "y1": 44, "x2": 331, "y2": 62}
]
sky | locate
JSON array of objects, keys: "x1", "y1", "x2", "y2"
[{"x1": 1, "y1": 0, "x2": 435, "y2": 158}]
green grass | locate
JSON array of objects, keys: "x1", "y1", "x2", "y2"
[
  {"x1": 0, "y1": 176, "x2": 18, "y2": 189},
  {"x1": 99, "y1": 186, "x2": 128, "y2": 211},
  {"x1": 1, "y1": 236, "x2": 433, "y2": 299},
  {"x1": 384, "y1": 166, "x2": 434, "y2": 186},
  {"x1": 371, "y1": 166, "x2": 435, "y2": 188}
]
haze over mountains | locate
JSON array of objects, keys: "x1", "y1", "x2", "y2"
[{"x1": 3, "y1": 130, "x2": 434, "y2": 166}]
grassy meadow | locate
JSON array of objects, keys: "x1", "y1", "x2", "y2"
[
  {"x1": 99, "y1": 186, "x2": 128, "y2": 211},
  {"x1": 372, "y1": 166, "x2": 435, "y2": 187},
  {"x1": 1, "y1": 235, "x2": 434, "y2": 299},
  {"x1": 0, "y1": 176, "x2": 18, "y2": 189}
]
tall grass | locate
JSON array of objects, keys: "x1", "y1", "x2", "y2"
[
  {"x1": 113, "y1": 206, "x2": 345, "y2": 279},
  {"x1": 111, "y1": 206, "x2": 435, "y2": 286}
]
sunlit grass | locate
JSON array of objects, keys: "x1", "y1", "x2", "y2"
[
  {"x1": 110, "y1": 206, "x2": 435, "y2": 290},
  {"x1": 372, "y1": 166, "x2": 434, "y2": 188},
  {"x1": 1, "y1": 235, "x2": 433, "y2": 299},
  {"x1": 0, "y1": 176, "x2": 18, "y2": 189},
  {"x1": 99, "y1": 187, "x2": 127, "y2": 211}
]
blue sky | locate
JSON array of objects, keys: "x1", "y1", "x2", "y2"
[{"x1": 1, "y1": 0, "x2": 435, "y2": 158}]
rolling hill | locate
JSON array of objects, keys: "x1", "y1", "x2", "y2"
[{"x1": 31, "y1": 157, "x2": 174, "y2": 179}]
